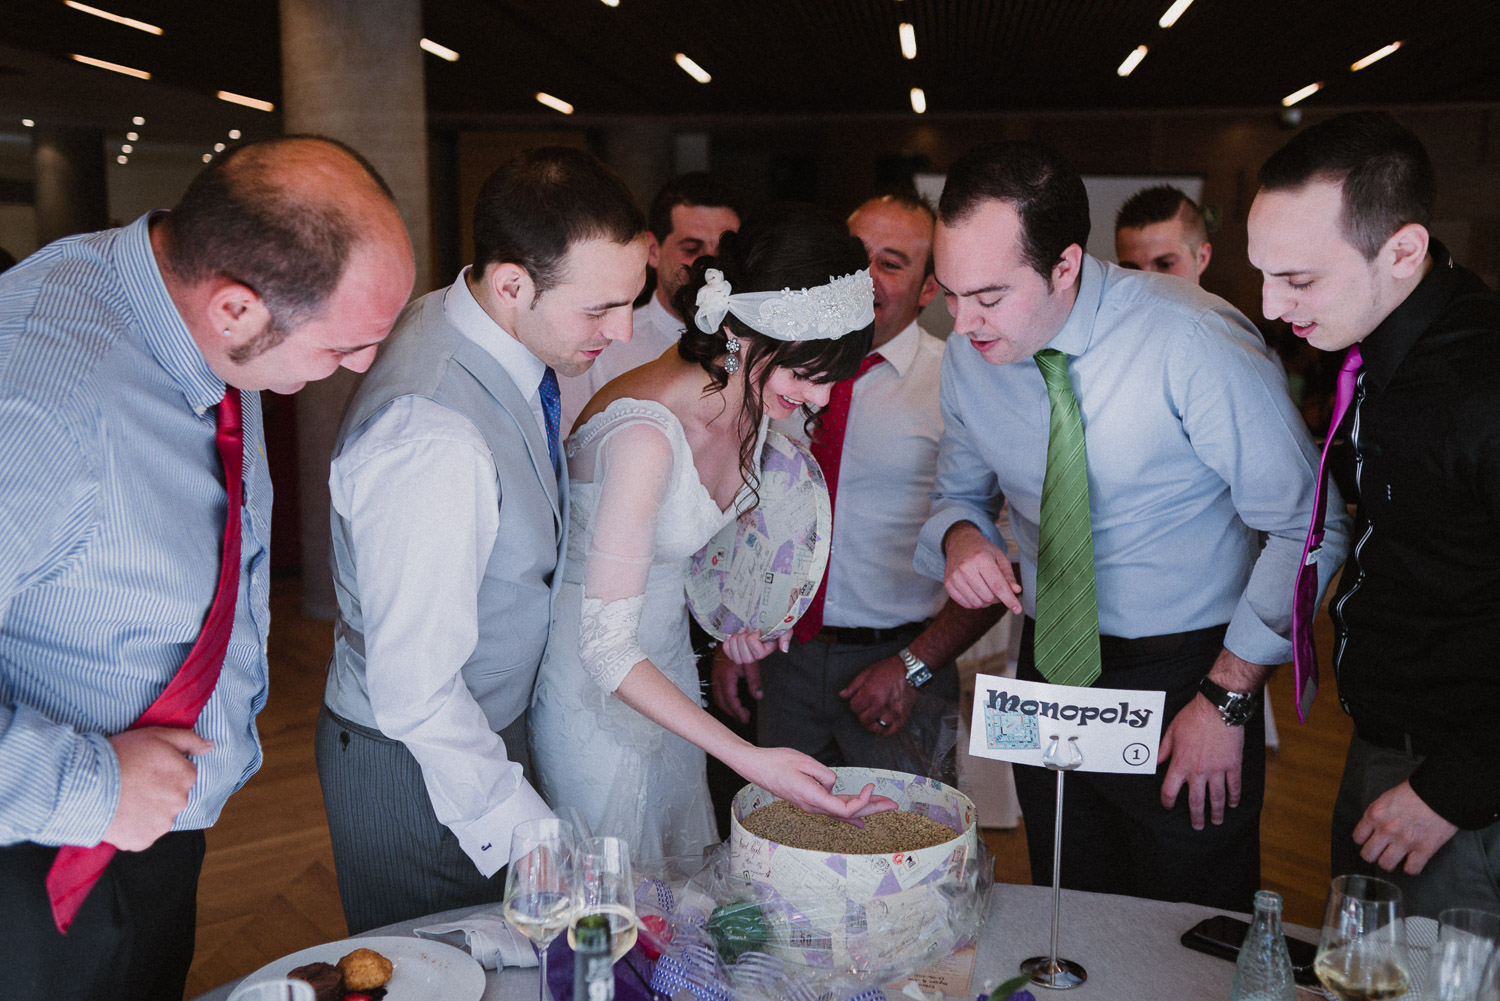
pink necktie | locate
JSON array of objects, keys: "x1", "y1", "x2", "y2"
[
  {"x1": 794, "y1": 352, "x2": 885, "y2": 645},
  {"x1": 46, "y1": 388, "x2": 244, "y2": 933},
  {"x1": 1291, "y1": 347, "x2": 1361, "y2": 722}
]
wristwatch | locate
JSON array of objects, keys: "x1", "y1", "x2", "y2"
[
  {"x1": 897, "y1": 647, "x2": 933, "y2": 688},
  {"x1": 1197, "y1": 676, "x2": 1261, "y2": 727}
]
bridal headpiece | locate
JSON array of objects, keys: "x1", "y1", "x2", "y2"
[{"x1": 693, "y1": 268, "x2": 875, "y2": 343}]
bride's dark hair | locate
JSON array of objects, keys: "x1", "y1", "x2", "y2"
[{"x1": 673, "y1": 202, "x2": 873, "y2": 501}]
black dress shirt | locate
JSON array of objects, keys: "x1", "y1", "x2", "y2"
[{"x1": 1330, "y1": 241, "x2": 1500, "y2": 830}]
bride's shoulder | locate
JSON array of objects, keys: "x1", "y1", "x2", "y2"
[{"x1": 567, "y1": 396, "x2": 686, "y2": 454}]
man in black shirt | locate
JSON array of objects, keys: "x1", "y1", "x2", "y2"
[{"x1": 1247, "y1": 111, "x2": 1500, "y2": 917}]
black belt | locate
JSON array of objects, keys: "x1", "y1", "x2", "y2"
[
  {"x1": 1095, "y1": 623, "x2": 1228, "y2": 660},
  {"x1": 1355, "y1": 721, "x2": 1441, "y2": 758},
  {"x1": 805, "y1": 620, "x2": 928, "y2": 646}
]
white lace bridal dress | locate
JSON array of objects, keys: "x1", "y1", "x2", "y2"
[{"x1": 530, "y1": 398, "x2": 765, "y2": 861}]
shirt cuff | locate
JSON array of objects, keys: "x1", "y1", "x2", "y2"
[
  {"x1": 915, "y1": 505, "x2": 1002, "y2": 583},
  {"x1": 1223, "y1": 599, "x2": 1292, "y2": 668},
  {"x1": 32, "y1": 730, "x2": 120, "y2": 847},
  {"x1": 449, "y1": 781, "x2": 554, "y2": 878}
]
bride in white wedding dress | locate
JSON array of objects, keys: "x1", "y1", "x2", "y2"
[{"x1": 530, "y1": 206, "x2": 894, "y2": 859}]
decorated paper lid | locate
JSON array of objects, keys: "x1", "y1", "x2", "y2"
[{"x1": 685, "y1": 429, "x2": 831, "y2": 642}]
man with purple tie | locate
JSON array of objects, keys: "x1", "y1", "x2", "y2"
[{"x1": 1249, "y1": 111, "x2": 1500, "y2": 918}]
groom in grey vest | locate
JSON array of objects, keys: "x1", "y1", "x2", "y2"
[{"x1": 317, "y1": 147, "x2": 648, "y2": 933}]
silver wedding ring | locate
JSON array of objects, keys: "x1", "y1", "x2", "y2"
[{"x1": 878, "y1": 719, "x2": 888, "y2": 728}]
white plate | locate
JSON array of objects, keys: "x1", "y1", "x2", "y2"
[{"x1": 227, "y1": 935, "x2": 485, "y2": 1000}]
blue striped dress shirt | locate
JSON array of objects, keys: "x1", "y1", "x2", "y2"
[{"x1": 0, "y1": 212, "x2": 272, "y2": 847}]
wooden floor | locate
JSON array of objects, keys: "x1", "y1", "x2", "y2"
[{"x1": 183, "y1": 576, "x2": 1350, "y2": 996}]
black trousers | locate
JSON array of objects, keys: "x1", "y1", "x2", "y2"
[
  {"x1": 1011, "y1": 618, "x2": 1264, "y2": 912},
  {"x1": 0, "y1": 829, "x2": 205, "y2": 1001}
]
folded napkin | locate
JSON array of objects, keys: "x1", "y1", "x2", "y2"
[{"x1": 414, "y1": 909, "x2": 539, "y2": 969}]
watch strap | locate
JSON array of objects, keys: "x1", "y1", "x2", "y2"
[{"x1": 898, "y1": 647, "x2": 932, "y2": 688}]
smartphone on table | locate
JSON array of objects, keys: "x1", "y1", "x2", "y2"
[{"x1": 1180, "y1": 913, "x2": 1321, "y2": 987}]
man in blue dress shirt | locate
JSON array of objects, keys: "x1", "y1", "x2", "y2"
[
  {"x1": 916, "y1": 140, "x2": 1348, "y2": 909},
  {"x1": 0, "y1": 136, "x2": 414, "y2": 999}
]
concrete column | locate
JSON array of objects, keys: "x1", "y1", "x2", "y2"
[
  {"x1": 33, "y1": 126, "x2": 107, "y2": 244},
  {"x1": 280, "y1": 0, "x2": 430, "y2": 617}
]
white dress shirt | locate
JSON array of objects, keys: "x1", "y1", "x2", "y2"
[
  {"x1": 558, "y1": 293, "x2": 685, "y2": 433},
  {"x1": 775, "y1": 320, "x2": 949, "y2": 629},
  {"x1": 325, "y1": 269, "x2": 552, "y2": 874}
]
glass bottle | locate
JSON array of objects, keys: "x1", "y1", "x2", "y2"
[
  {"x1": 1230, "y1": 890, "x2": 1297, "y2": 1000},
  {"x1": 574, "y1": 911, "x2": 615, "y2": 1001}
]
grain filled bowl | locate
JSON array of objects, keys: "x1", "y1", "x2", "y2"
[{"x1": 727, "y1": 766, "x2": 984, "y2": 973}]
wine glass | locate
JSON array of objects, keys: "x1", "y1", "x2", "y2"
[
  {"x1": 1314, "y1": 874, "x2": 1413, "y2": 1001},
  {"x1": 1427, "y1": 908, "x2": 1500, "y2": 1001},
  {"x1": 503, "y1": 818, "x2": 577, "y2": 1001},
  {"x1": 569, "y1": 836, "x2": 639, "y2": 965}
]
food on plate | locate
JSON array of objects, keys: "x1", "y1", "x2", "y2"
[
  {"x1": 286, "y1": 961, "x2": 344, "y2": 1001},
  {"x1": 338, "y1": 947, "x2": 394, "y2": 990}
]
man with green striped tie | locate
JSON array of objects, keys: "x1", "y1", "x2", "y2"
[{"x1": 916, "y1": 140, "x2": 1348, "y2": 911}]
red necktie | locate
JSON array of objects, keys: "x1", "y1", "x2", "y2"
[
  {"x1": 46, "y1": 387, "x2": 245, "y2": 933},
  {"x1": 794, "y1": 352, "x2": 885, "y2": 644},
  {"x1": 1291, "y1": 346, "x2": 1361, "y2": 722}
]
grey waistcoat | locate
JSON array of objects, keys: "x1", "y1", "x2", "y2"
[{"x1": 325, "y1": 289, "x2": 567, "y2": 734}]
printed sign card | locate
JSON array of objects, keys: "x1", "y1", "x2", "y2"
[{"x1": 968, "y1": 674, "x2": 1165, "y2": 775}]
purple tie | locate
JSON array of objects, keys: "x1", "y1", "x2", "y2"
[{"x1": 1291, "y1": 346, "x2": 1362, "y2": 722}]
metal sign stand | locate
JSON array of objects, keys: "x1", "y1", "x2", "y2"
[{"x1": 1019, "y1": 735, "x2": 1087, "y2": 990}]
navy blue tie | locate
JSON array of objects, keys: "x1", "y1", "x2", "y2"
[{"x1": 539, "y1": 367, "x2": 561, "y2": 473}]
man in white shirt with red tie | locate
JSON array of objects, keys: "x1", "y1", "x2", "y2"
[{"x1": 713, "y1": 192, "x2": 1002, "y2": 776}]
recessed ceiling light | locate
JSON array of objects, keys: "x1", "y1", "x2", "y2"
[
  {"x1": 202, "y1": 153, "x2": 213, "y2": 163},
  {"x1": 535, "y1": 92, "x2": 574, "y2": 114},
  {"x1": 70, "y1": 53, "x2": 150, "y2": 80},
  {"x1": 419, "y1": 38, "x2": 459, "y2": 62},
  {"x1": 1281, "y1": 81, "x2": 1323, "y2": 107},
  {"x1": 1158, "y1": 0, "x2": 1195, "y2": 28},
  {"x1": 1117, "y1": 45, "x2": 1148, "y2": 77},
  {"x1": 601, "y1": 0, "x2": 619, "y2": 6},
  {"x1": 214, "y1": 142, "x2": 226, "y2": 152},
  {"x1": 64, "y1": 2, "x2": 163, "y2": 35},
  {"x1": 228, "y1": 129, "x2": 241, "y2": 139},
  {"x1": 22, "y1": 119, "x2": 35, "y2": 128},
  {"x1": 116, "y1": 155, "x2": 128, "y2": 164},
  {"x1": 909, "y1": 88, "x2": 927, "y2": 114},
  {"x1": 674, "y1": 53, "x2": 711, "y2": 84},
  {"x1": 126, "y1": 131, "x2": 138, "y2": 141},
  {"x1": 132, "y1": 116, "x2": 145, "y2": 125},
  {"x1": 217, "y1": 91, "x2": 275, "y2": 112},
  {"x1": 899, "y1": 23, "x2": 917, "y2": 60},
  {"x1": 1351, "y1": 41, "x2": 1403, "y2": 71},
  {"x1": 120, "y1": 144, "x2": 132, "y2": 153}
]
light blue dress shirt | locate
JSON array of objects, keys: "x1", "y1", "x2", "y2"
[
  {"x1": 0, "y1": 213, "x2": 272, "y2": 847},
  {"x1": 915, "y1": 256, "x2": 1350, "y2": 667}
]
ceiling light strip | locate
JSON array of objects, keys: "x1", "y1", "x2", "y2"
[
  {"x1": 1117, "y1": 45, "x2": 1148, "y2": 77},
  {"x1": 899, "y1": 23, "x2": 917, "y2": 60},
  {"x1": 217, "y1": 90, "x2": 275, "y2": 112},
  {"x1": 63, "y1": 2, "x2": 163, "y2": 35},
  {"x1": 1350, "y1": 41, "x2": 1402, "y2": 71},
  {"x1": 70, "y1": 53, "x2": 150, "y2": 79},
  {"x1": 1158, "y1": 0, "x2": 1195, "y2": 29},
  {"x1": 910, "y1": 88, "x2": 927, "y2": 114},
  {"x1": 675, "y1": 53, "x2": 711, "y2": 84},
  {"x1": 1281, "y1": 81, "x2": 1323, "y2": 107},
  {"x1": 420, "y1": 38, "x2": 459, "y2": 62},
  {"x1": 536, "y1": 92, "x2": 574, "y2": 114}
]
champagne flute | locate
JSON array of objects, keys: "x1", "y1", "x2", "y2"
[
  {"x1": 503, "y1": 818, "x2": 577, "y2": 1001},
  {"x1": 1427, "y1": 908, "x2": 1500, "y2": 1001},
  {"x1": 1314, "y1": 874, "x2": 1414, "y2": 1001},
  {"x1": 569, "y1": 836, "x2": 639, "y2": 964}
]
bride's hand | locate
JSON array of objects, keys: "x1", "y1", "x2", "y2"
[
  {"x1": 738, "y1": 746, "x2": 898, "y2": 826},
  {"x1": 721, "y1": 628, "x2": 790, "y2": 664}
]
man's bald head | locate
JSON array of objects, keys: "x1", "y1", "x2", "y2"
[{"x1": 161, "y1": 135, "x2": 406, "y2": 339}]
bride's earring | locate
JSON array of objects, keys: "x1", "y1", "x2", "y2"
[{"x1": 723, "y1": 334, "x2": 741, "y2": 375}]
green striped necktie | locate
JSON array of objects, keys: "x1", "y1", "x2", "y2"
[{"x1": 1033, "y1": 349, "x2": 1102, "y2": 688}]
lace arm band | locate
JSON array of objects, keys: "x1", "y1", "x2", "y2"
[{"x1": 578, "y1": 594, "x2": 650, "y2": 694}]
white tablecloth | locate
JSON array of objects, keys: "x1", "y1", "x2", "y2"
[{"x1": 193, "y1": 883, "x2": 1324, "y2": 1000}]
